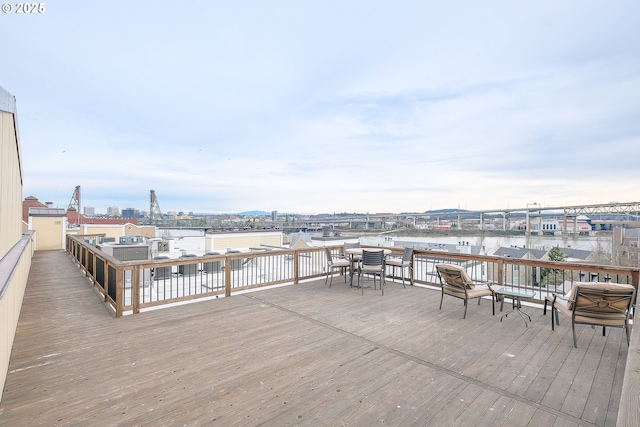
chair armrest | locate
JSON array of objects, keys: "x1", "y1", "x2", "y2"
[
  {"x1": 475, "y1": 280, "x2": 498, "y2": 291},
  {"x1": 553, "y1": 293, "x2": 572, "y2": 303},
  {"x1": 543, "y1": 294, "x2": 557, "y2": 315},
  {"x1": 544, "y1": 292, "x2": 578, "y2": 314}
]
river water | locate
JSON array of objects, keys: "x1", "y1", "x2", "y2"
[
  {"x1": 360, "y1": 233, "x2": 610, "y2": 254},
  {"x1": 160, "y1": 228, "x2": 610, "y2": 255}
]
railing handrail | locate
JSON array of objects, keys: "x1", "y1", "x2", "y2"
[
  {"x1": 0, "y1": 231, "x2": 35, "y2": 300},
  {"x1": 65, "y1": 234, "x2": 640, "y2": 317},
  {"x1": 417, "y1": 249, "x2": 639, "y2": 278}
]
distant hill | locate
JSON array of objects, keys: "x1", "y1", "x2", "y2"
[
  {"x1": 424, "y1": 208, "x2": 470, "y2": 214},
  {"x1": 238, "y1": 210, "x2": 271, "y2": 216}
]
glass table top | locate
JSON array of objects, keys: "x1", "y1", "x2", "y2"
[{"x1": 496, "y1": 287, "x2": 535, "y2": 298}]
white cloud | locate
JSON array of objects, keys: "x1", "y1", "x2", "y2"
[{"x1": 3, "y1": 0, "x2": 640, "y2": 214}]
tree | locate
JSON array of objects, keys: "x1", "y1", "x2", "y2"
[
  {"x1": 548, "y1": 246, "x2": 567, "y2": 263},
  {"x1": 540, "y1": 246, "x2": 567, "y2": 286}
]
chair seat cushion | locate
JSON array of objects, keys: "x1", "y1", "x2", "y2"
[
  {"x1": 443, "y1": 284, "x2": 492, "y2": 298},
  {"x1": 386, "y1": 259, "x2": 409, "y2": 267},
  {"x1": 553, "y1": 299, "x2": 628, "y2": 326},
  {"x1": 360, "y1": 265, "x2": 383, "y2": 273},
  {"x1": 331, "y1": 259, "x2": 351, "y2": 267}
]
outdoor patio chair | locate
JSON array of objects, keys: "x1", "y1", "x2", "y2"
[
  {"x1": 343, "y1": 241, "x2": 360, "y2": 251},
  {"x1": 435, "y1": 263, "x2": 497, "y2": 319},
  {"x1": 385, "y1": 247, "x2": 414, "y2": 287},
  {"x1": 358, "y1": 249, "x2": 385, "y2": 295},
  {"x1": 343, "y1": 241, "x2": 361, "y2": 268},
  {"x1": 323, "y1": 247, "x2": 351, "y2": 287},
  {"x1": 544, "y1": 282, "x2": 636, "y2": 347}
]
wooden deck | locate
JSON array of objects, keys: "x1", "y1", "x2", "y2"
[{"x1": 0, "y1": 250, "x2": 629, "y2": 426}]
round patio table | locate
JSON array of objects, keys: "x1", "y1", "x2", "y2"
[{"x1": 497, "y1": 287, "x2": 536, "y2": 327}]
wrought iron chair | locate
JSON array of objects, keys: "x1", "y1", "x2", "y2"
[
  {"x1": 385, "y1": 247, "x2": 413, "y2": 287},
  {"x1": 323, "y1": 247, "x2": 351, "y2": 287},
  {"x1": 435, "y1": 263, "x2": 497, "y2": 319},
  {"x1": 357, "y1": 249, "x2": 386, "y2": 295},
  {"x1": 545, "y1": 282, "x2": 636, "y2": 347}
]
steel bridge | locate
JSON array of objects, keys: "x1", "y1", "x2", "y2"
[{"x1": 296, "y1": 201, "x2": 640, "y2": 233}]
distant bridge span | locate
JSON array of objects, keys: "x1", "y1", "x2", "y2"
[
  {"x1": 307, "y1": 202, "x2": 640, "y2": 223},
  {"x1": 398, "y1": 201, "x2": 640, "y2": 218},
  {"x1": 299, "y1": 201, "x2": 640, "y2": 233}
]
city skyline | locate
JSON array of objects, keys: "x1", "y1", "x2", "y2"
[{"x1": 3, "y1": 1, "x2": 639, "y2": 214}]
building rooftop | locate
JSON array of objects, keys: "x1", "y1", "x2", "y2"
[
  {"x1": 27, "y1": 207, "x2": 67, "y2": 216},
  {"x1": 1, "y1": 250, "x2": 629, "y2": 426}
]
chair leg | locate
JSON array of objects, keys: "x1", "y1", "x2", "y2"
[
  {"x1": 409, "y1": 264, "x2": 414, "y2": 286},
  {"x1": 572, "y1": 322, "x2": 578, "y2": 348},
  {"x1": 625, "y1": 324, "x2": 631, "y2": 345},
  {"x1": 439, "y1": 293, "x2": 444, "y2": 310},
  {"x1": 463, "y1": 299, "x2": 468, "y2": 319},
  {"x1": 349, "y1": 264, "x2": 354, "y2": 288},
  {"x1": 551, "y1": 307, "x2": 555, "y2": 331},
  {"x1": 602, "y1": 326, "x2": 606, "y2": 336}
]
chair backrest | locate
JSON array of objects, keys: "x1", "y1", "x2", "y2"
[
  {"x1": 571, "y1": 282, "x2": 635, "y2": 320},
  {"x1": 344, "y1": 242, "x2": 360, "y2": 250},
  {"x1": 401, "y1": 247, "x2": 413, "y2": 262},
  {"x1": 361, "y1": 250, "x2": 384, "y2": 268},
  {"x1": 324, "y1": 247, "x2": 334, "y2": 263},
  {"x1": 436, "y1": 264, "x2": 475, "y2": 290}
]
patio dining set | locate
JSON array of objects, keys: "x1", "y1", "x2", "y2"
[
  {"x1": 324, "y1": 244, "x2": 636, "y2": 349},
  {"x1": 323, "y1": 244, "x2": 413, "y2": 295}
]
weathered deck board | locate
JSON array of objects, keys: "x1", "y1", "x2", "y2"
[{"x1": 0, "y1": 250, "x2": 630, "y2": 426}]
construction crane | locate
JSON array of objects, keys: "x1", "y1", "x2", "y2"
[
  {"x1": 66, "y1": 185, "x2": 82, "y2": 225},
  {"x1": 149, "y1": 190, "x2": 162, "y2": 223},
  {"x1": 68, "y1": 185, "x2": 81, "y2": 213}
]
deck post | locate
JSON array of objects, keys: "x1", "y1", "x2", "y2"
[
  {"x1": 225, "y1": 256, "x2": 232, "y2": 297},
  {"x1": 294, "y1": 249, "x2": 299, "y2": 284},
  {"x1": 132, "y1": 265, "x2": 140, "y2": 314},
  {"x1": 115, "y1": 265, "x2": 124, "y2": 318}
]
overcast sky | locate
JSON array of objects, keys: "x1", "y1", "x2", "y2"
[{"x1": 2, "y1": 1, "x2": 639, "y2": 214}]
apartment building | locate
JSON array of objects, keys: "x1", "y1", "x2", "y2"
[{"x1": 0, "y1": 86, "x2": 34, "y2": 401}]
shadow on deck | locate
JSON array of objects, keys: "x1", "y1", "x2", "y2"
[{"x1": 0, "y1": 250, "x2": 628, "y2": 426}]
